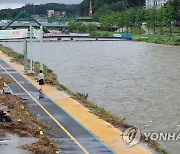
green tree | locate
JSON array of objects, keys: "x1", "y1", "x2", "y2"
[
  {"x1": 118, "y1": 12, "x2": 125, "y2": 33},
  {"x1": 163, "y1": 3, "x2": 174, "y2": 35},
  {"x1": 0, "y1": 12, "x2": 11, "y2": 19},
  {"x1": 145, "y1": 9, "x2": 154, "y2": 34},
  {"x1": 124, "y1": 10, "x2": 132, "y2": 33},
  {"x1": 112, "y1": 12, "x2": 125, "y2": 33},
  {"x1": 157, "y1": 8, "x2": 164, "y2": 35},
  {"x1": 99, "y1": 13, "x2": 115, "y2": 30},
  {"x1": 0, "y1": 3, "x2": 80, "y2": 18},
  {"x1": 93, "y1": 4, "x2": 112, "y2": 21},
  {"x1": 78, "y1": 23, "x2": 88, "y2": 32},
  {"x1": 152, "y1": 8, "x2": 157, "y2": 35},
  {"x1": 80, "y1": 0, "x2": 90, "y2": 16},
  {"x1": 80, "y1": 0, "x2": 145, "y2": 16},
  {"x1": 135, "y1": 9, "x2": 144, "y2": 34},
  {"x1": 127, "y1": 0, "x2": 145, "y2": 7},
  {"x1": 68, "y1": 21, "x2": 78, "y2": 32},
  {"x1": 87, "y1": 23, "x2": 97, "y2": 32},
  {"x1": 129, "y1": 8, "x2": 136, "y2": 33},
  {"x1": 108, "y1": 1, "x2": 126, "y2": 12},
  {"x1": 169, "y1": 0, "x2": 180, "y2": 21}
]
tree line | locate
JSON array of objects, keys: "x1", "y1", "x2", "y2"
[
  {"x1": 80, "y1": 0, "x2": 145, "y2": 16},
  {"x1": 98, "y1": 0, "x2": 179, "y2": 35},
  {"x1": 0, "y1": 3, "x2": 80, "y2": 19},
  {"x1": 68, "y1": 22, "x2": 97, "y2": 33}
]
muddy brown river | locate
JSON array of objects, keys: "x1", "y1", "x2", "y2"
[{"x1": 1, "y1": 40, "x2": 180, "y2": 153}]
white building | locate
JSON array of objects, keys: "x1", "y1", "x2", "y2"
[
  {"x1": 146, "y1": 0, "x2": 169, "y2": 9},
  {"x1": 61, "y1": 11, "x2": 67, "y2": 17},
  {"x1": 47, "y1": 10, "x2": 54, "y2": 17}
]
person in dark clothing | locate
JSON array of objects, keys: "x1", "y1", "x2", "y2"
[{"x1": 37, "y1": 70, "x2": 44, "y2": 91}]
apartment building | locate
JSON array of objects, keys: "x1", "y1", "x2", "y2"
[{"x1": 146, "y1": 0, "x2": 169, "y2": 9}]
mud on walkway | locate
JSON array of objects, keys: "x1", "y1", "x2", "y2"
[{"x1": 0, "y1": 79, "x2": 57, "y2": 153}]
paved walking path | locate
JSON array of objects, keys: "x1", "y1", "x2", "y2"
[
  {"x1": 0, "y1": 58, "x2": 114, "y2": 154},
  {"x1": 0, "y1": 51, "x2": 153, "y2": 154}
]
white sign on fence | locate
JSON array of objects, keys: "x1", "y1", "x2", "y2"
[{"x1": 0, "y1": 29, "x2": 28, "y2": 39}]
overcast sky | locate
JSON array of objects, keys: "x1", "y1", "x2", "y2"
[{"x1": 0, "y1": 0, "x2": 83, "y2": 9}]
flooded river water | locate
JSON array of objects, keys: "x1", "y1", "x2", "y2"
[
  {"x1": 1, "y1": 40, "x2": 180, "y2": 153},
  {"x1": 0, "y1": 129, "x2": 36, "y2": 154}
]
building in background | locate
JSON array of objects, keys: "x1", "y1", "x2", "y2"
[
  {"x1": 146, "y1": 0, "x2": 169, "y2": 9},
  {"x1": 47, "y1": 10, "x2": 54, "y2": 17},
  {"x1": 47, "y1": 10, "x2": 67, "y2": 18},
  {"x1": 54, "y1": 11, "x2": 61, "y2": 17},
  {"x1": 61, "y1": 11, "x2": 67, "y2": 17}
]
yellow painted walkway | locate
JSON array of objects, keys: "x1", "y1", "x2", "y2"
[{"x1": 0, "y1": 51, "x2": 152, "y2": 154}]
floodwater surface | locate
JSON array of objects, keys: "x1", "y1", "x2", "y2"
[
  {"x1": 1, "y1": 40, "x2": 180, "y2": 153},
  {"x1": 0, "y1": 129, "x2": 36, "y2": 154}
]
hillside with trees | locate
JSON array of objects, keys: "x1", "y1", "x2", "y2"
[
  {"x1": 0, "y1": 3, "x2": 80, "y2": 19},
  {"x1": 169, "y1": 0, "x2": 180, "y2": 21},
  {"x1": 80, "y1": 0, "x2": 145, "y2": 16},
  {"x1": 98, "y1": 0, "x2": 179, "y2": 35}
]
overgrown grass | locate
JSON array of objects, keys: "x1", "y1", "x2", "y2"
[
  {"x1": 156, "y1": 144, "x2": 169, "y2": 154},
  {"x1": 160, "y1": 148, "x2": 169, "y2": 154},
  {"x1": 91, "y1": 30, "x2": 115, "y2": 37},
  {"x1": 58, "y1": 84, "x2": 74, "y2": 95},
  {"x1": 0, "y1": 44, "x2": 24, "y2": 62},
  {"x1": 133, "y1": 34, "x2": 180, "y2": 46},
  {"x1": 91, "y1": 27, "x2": 145, "y2": 37},
  {"x1": 155, "y1": 26, "x2": 180, "y2": 34},
  {"x1": 91, "y1": 103, "x2": 125, "y2": 122},
  {"x1": 0, "y1": 44, "x2": 58, "y2": 85},
  {"x1": 124, "y1": 26, "x2": 145, "y2": 34}
]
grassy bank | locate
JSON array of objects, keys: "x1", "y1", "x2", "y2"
[
  {"x1": 91, "y1": 31, "x2": 115, "y2": 37},
  {"x1": 92, "y1": 29, "x2": 180, "y2": 46},
  {"x1": 155, "y1": 26, "x2": 180, "y2": 34},
  {"x1": 133, "y1": 34, "x2": 180, "y2": 46},
  {"x1": 0, "y1": 44, "x2": 58, "y2": 85},
  {"x1": 0, "y1": 44, "x2": 168, "y2": 153}
]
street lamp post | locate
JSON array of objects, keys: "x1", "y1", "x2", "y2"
[
  {"x1": 153, "y1": 0, "x2": 157, "y2": 35},
  {"x1": 40, "y1": 25, "x2": 43, "y2": 71},
  {"x1": 30, "y1": 24, "x2": 33, "y2": 72}
]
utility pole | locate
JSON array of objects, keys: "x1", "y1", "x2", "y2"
[
  {"x1": 153, "y1": 0, "x2": 157, "y2": 35},
  {"x1": 40, "y1": 25, "x2": 43, "y2": 71},
  {"x1": 89, "y1": 0, "x2": 93, "y2": 17},
  {"x1": 30, "y1": 25, "x2": 33, "y2": 72}
]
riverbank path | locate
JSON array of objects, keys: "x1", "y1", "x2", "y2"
[{"x1": 0, "y1": 58, "x2": 115, "y2": 154}]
